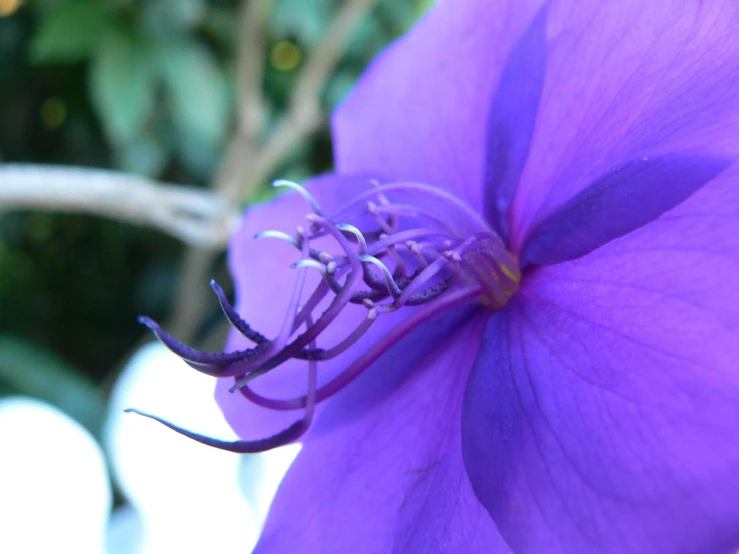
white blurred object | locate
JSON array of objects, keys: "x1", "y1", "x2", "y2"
[
  {"x1": 0, "y1": 396, "x2": 111, "y2": 554},
  {"x1": 105, "y1": 342, "x2": 297, "y2": 554}
]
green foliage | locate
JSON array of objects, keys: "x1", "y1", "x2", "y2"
[
  {"x1": 157, "y1": 38, "x2": 230, "y2": 149},
  {"x1": 90, "y1": 28, "x2": 156, "y2": 145},
  {"x1": 29, "y1": 0, "x2": 114, "y2": 63},
  {"x1": 0, "y1": 0, "x2": 430, "y2": 427}
]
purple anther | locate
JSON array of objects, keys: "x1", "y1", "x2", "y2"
[{"x1": 209, "y1": 280, "x2": 267, "y2": 345}]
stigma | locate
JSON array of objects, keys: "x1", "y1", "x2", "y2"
[{"x1": 128, "y1": 179, "x2": 520, "y2": 453}]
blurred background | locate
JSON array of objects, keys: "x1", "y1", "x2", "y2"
[{"x1": 0, "y1": 0, "x2": 430, "y2": 551}]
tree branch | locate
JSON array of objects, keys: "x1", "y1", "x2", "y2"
[
  {"x1": 169, "y1": 0, "x2": 378, "y2": 342},
  {"x1": 213, "y1": 0, "x2": 273, "y2": 203},
  {"x1": 247, "y1": 0, "x2": 379, "y2": 188},
  {"x1": 0, "y1": 164, "x2": 239, "y2": 247}
]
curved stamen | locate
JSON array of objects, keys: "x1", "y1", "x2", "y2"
[
  {"x1": 273, "y1": 179, "x2": 326, "y2": 216},
  {"x1": 301, "y1": 305, "x2": 378, "y2": 361},
  {"x1": 374, "y1": 204, "x2": 465, "y2": 238},
  {"x1": 293, "y1": 258, "x2": 329, "y2": 277},
  {"x1": 261, "y1": 227, "x2": 312, "y2": 356},
  {"x1": 368, "y1": 180, "x2": 398, "y2": 233},
  {"x1": 359, "y1": 256, "x2": 402, "y2": 298},
  {"x1": 254, "y1": 230, "x2": 298, "y2": 245},
  {"x1": 210, "y1": 280, "x2": 267, "y2": 344},
  {"x1": 125, "y1": 316, "x2": 319, "y2": 453},
  {"x1": 123, "y1": 408, "x2": 307, "y2": 453},
  {"x1": 329, "y1": 182, "x2": 490, "y2": 234},
  {"x1": 395, "y1": 244, "x2": 465, "y2": 307},
  {"x1": 335, "y1": 224, "x2": 368, "y2": 255},
  {"x1": 368, "y1": 229, "x2": 458, "y2": 256},
  {"x1": 381, "y1": 237, "x2": 407, "y2": 278},
  {"x1": 367, "y1": 201, "x2": 394, "y2": 234},
  {"x1": 406, "y1": 241, "x2": 429, "y2": 268},
  {"x1": 137, "y1": 177, "x2": 522, "y2": 456},
  {"x1": 231, "y1": 217, "x2": 365, "y2": 388},
  {"x1": 138, "y1": 316, "x2": 267, "y2": 377},
  {"x1": 237, "y1": 285, "x2": 482, "y2": 410}
]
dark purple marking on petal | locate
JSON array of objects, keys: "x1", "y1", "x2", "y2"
[
  {"x1": 520, "y1": 155, "x2": 730, "y2": 267},
  {"x1": 484, "y1": 2, "x2": 549, "y2": 239}
]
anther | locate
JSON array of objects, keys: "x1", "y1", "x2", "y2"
[
  {"x1": 292, "y1": 259, "x2": 328, "y2": 277},
  {"x1": 336, "y1": 224, "x2": 368, "y2": 254},
  {"x1": 359, "y1": 255, "x2": 402, "y2": 297},
  {"x1": 443, "y1": 250, "x2": 462, "y2": 263},
  {"x1": 254, "y1": 230, "x2": 298, "y2": 246},
  {"x1": 406, "y1": 241, "x2": 429, "y2": 268}
]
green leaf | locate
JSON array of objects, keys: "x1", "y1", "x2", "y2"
[
  {"x1": 142, "y1": 0, "x2": 206, "y2": 33},
  {"x1": 30, "y1": 0, "x2": 115, "y2": 64},
  {"x1": 0, "y1": 335, "x2": 105, "y2": 438},
  {"x1": 116, "y1": 135, "x2": 170, "y2": 177},
  {"x1": 175, "y1": 131, "x2": 220, "y2": 179},
  {"x1": 90, "y1": 29, "x2": 156, "y2": 144},
  {"x1": 157, "y1": 39, "x2": 231, "y2": 148},
  {"x1": 270, "y1": 0, "x2": 331, "y2": 48}
]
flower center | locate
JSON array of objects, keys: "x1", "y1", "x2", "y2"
[{"x1": 129, "y1": 179, "x2": 520, "y2": 453}]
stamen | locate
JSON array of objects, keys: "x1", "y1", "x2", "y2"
[
  {"x1": 237, "y1": 285, "x2": 482, "y2": 411},
  {"x1": 330, "y1": 182, "x2": 489, "y2": 234},
  {"x1": 401, "y1": 254, "x2": 455, "y2": 305},
  {"x1": 125, "y1": 315, "x2": 319, "y2": 453},
  {"x1": 335, "y1": 223, "x2": 368, "y2": 255},
  {"x1": 380, "y1": 235, "x2": 407, "y2": 278},
  {"x1": 301, "y1": 306, "x2": 378, "y2": 361},
  {"x1": 293, "y1": 258, "x2": 329, "y2": 277},
  {"x1": 137, "y1": 316, "x2": 266, "y2": 377},
  {"x1": 359, "y1": 255, "x2": 402, "y2": 297},
  {"x1": 254, "y1": 230, "x2": 298, "y2": 245},
  {"x1": 136, "y1": 178, "x2": 522, "y2": 454},
  {"x1": 406, "y1": 241, "x2": 429, "y2": 268},
  {"x1": 273, "y1": 179, "x2": 325, "y2": 216},
  {"x1": 367, "y1": 201, "x2": 394, "y2": 234},
  {"x1": 230, "y1": 217, "x2": 365, "y2": 388},
  {"x1": 209, "y1": 280, "x2": 267, "y2": 344}
]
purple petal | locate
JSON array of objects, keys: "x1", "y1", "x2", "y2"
[
  {"x1": 520, "y1": 154, "x2": 729, "y2": 266},
  {"x1": 254, "y1": 311, "x2": 511, "y2": 553},
  {"x1": 217, "y1": 174, "x2": 408, "y2": 440},
  {"x1": 333, "y1": 0, "x2": 546, "y2": 212},
  {"x1": 484, "y1": 3, "x2": 549, "y2": 238},
  {"x1": 509, "y1": 0, "x2": 739, "y2": 251},
  {"x1": 462, "y1": 167, "x2": 739, "y2": 552}
]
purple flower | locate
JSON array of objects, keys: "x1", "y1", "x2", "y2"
[{"x1": 135, "y1": 0, "x2": 739, "y2": 551}]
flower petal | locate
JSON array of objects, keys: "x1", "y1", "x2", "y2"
[
  {"x1": 254, "y1": 310, "x2": 511, "y2": 553},
  {"x1": 333, "y1": 0, "x2": 545, "y2": 212},
  {"x1": 462, "y1": 167, "x2": 739, "y2": 552},
  {"x1": 520, "y1": 154, "x2": 729, "y2": 266},
  {"x1": 484, "y1": 2, "x2": 549, "y2": 238},
  {"x1": 509, "y1": 0, "x2": 739, "y2": 251}
]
